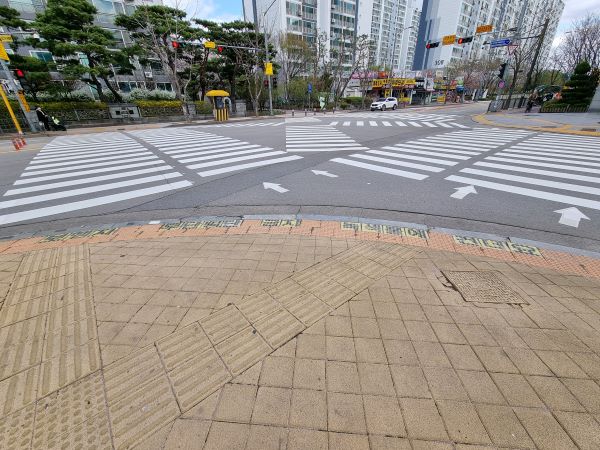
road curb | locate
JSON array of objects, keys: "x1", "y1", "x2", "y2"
[
  {"x1": 472, "y1": 113, "x2": 600, "y2": 136},
  {"x1": 1, "y1": 215, "x2": 598, "y2": 279}
]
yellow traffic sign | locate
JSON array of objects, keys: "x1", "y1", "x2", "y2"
[
  {"x1": 0, "y1": 44, "x2": 9, "y2": 61},
  {"x1": 0, "y1": 34, "x2": 13, "y2": 42},
  {"x1": 265, "y1": 62, "x2": 273, "y2": 76},
  {"x1": 476, "y1": 24, "x2": 493, "y2": 34},
  {"x1": 442, "y1": 34, "x2": 456, "y2": 45},
  {"x1": 204, "y1": 41, "x2": 216, "y2": 49}
]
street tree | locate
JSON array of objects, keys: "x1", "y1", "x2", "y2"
[
  {"x1": 0, "y1": 5, "x2": 26, "y2": 29},
  {"x1": 276, "y1": 33, "x2": 312, "y2": 102},
  {"x1": 555, "y1": 13, "x2": 600, "y2": 75},
  {"x1": 33, "y1": 0, "x2": 136, "y2": 102},
  {"x1": 115, "y1": 4, "x2": 195, "y2": 105},
  {"x1": 560, "y1": 61, "x2": 598, "y2": 107}
]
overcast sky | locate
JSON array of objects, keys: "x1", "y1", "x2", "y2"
[{"x1": 163, "y1": 0, "x2": 598, "y2": 44}]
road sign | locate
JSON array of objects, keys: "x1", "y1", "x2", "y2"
[
  {"x1": 204, "y1": 41, "x2": 216, "y2": 49},
  {"x1": 442, "y1": 34, "x2": 456, "y2": 45},
  {"x1": 507, "y1": 43, "x2": 519, "y2": 55},
  {"x1": 476, "y1": 24, "x2": 493, "y2": 34},
  {"x1": 307, "y1": 83, "x2": 312, "y2": 93},
  {"x1": 0, "y1": 34, "x2": 13, "y2": 43},
  {"x1": 498, "y1": 80, "x2": 506, "y2": 88},
  {"x1": 490, "y1": 38, "x2": 511, "y2": 48},
  {"x1": 265, "y1": 62, "x2": 273, "y2": 76}
]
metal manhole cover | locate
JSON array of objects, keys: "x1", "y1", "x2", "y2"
[{"x1": 442, "y1": 271, "x2": 527, "y2": 304}]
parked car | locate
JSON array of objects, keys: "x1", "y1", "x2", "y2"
[{"x1": 370, "y1": 97, "x2": 398, "y2": 111}]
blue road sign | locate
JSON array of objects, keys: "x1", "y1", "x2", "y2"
[
  {"x1": 490, "y1": 38, "x2": 511, "y2": 48},
  {"x1": 307, "y1": 83, "x2": 313, "y2": 93}
]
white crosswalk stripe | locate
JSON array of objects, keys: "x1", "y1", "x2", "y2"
[
  {"x1": 332, "y1": 128, "x2": 531, "y2": 180},
  {"x1": 204, "y1": 121, "x2": 285, "y2": 128},
  {"x1": 331, "y1": 112, "x2": 458, "y2": 121},
  {"x1": 325, "y1": 119, "x2": 469, "y2": 128},
  {"x1": 132, "y1": 128, "x2": 303, "y2": 177},
  {"x1": 286, "y1": 125, "x2": 368, "y2": 152},
  {"x1": 0, "y1": 132, "x2": 191, "y2": 226},
  {"x1": 447, "y1": 133, "x2": 600, "y2": 211}
]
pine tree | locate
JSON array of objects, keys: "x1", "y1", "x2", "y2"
[{"x1": 560, "y1": 61, "x2": 597, "y2": 107}]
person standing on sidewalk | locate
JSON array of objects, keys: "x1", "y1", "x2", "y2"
[{"x1": 34, "y1": 106, "x2": 51, "y2": 131}]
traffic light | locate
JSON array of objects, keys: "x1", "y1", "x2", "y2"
[
  {"x1": 426, "y1": 41, "x2": 440, "y2": 49},
  {"x1": 272, "y1": 77, "x2": 277, "y2": 89},
  {"x1": 457, "y1": 36, "x2": 473, "y2": 44},
  {"x1": 217, "y1": 46, "x2": 223, "y2": 53},
  {"x1": 263, "y1": 79, "x2": 268, "y2": 87},
  {"x1": 495, "y1": 62, "x2": 507, "y2": 79},
  {"x1": 14, "y1": 68, "x2": 25, "y2": 79},
  {"x1": 172, "y1": 41, "x2": 180, "y2": 49}
]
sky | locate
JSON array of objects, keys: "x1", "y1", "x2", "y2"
[{"x1": 163, "y1": 0, "x2": 598, "y2": 43}]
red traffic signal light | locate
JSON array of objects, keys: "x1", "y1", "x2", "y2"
[
  {"x1": 426, "y1": 42, "x2": 439, "y2": 49},
  {"x1": 172, "y1": 41, "x2": 180, "y2": 48},
  {"x1": 458, "y1": 36, "x2": 474, "y2": 44},
  {"x1": 14, "y1": 68, "x2": 25, "y2": 78},
  {"x1": 217, "y1": 46, "x2": 223, "y2": 53}
]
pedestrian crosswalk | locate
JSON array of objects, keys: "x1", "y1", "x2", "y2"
[
  {"x1": 331, "y1": 128, "x2": 531, "y2": 180},
  {"x1": 204, "y1": 121, "x2": 285, "y2": 128},
  {"x1": 446, "y1": 133, "x2": 600, "y2": 211},
  {"x1": 325, "y1": 119, "x2": 469, "y2": 129},
  {"x1": 285, "y1": 125, "x2": 369, "y2": 152},
  {"x1": 331, "y1": 112, "x2": 458, "y2": 121},
  {"x1": 0, "y1": 132, "x2": 192, "y2": 226},
  {"x1": 132, "y1": 128, "x2": 303, "y2": 177}
]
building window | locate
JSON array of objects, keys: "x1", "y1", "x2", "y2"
[
  {"x1": 156, "y1": 83, "x2": 173, "y2": 92},
  {"x1": 29, "y1": 50, "x2": 53, "y2": 62}
]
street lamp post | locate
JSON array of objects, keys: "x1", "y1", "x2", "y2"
[
  {"x1": 263, "y1": 0, "x2": 278, "y2": 116},
  {"x1": 385, "y1": 24, "x2": 413, "y2": 99}
]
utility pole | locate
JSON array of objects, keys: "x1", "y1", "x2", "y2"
[
  {"x1": 262, "y1": 0, "x2": 277, "y2": 116},
  {"x1": 523, "y1": 17, "x2": 549, "y2": 92}
]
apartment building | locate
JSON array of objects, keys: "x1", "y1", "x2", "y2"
[
  {"x1": 243, "y1": 0, "x2": 421, "y2": 72},
  {"x1": 0, "y1": 0, "x2": 170, "y2": 92},
  {"x1": 412, "y1": 0, "x2": 564, "y2": 71}
]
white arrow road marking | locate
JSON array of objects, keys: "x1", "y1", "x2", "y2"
[
  {"x1": 451, "y1": 185, "x2": 477, "y2": 199},
  {"x1": 263, "y1": 182, "x2": 289, "y2": 193},
  {"x1": 555, "y1": 207, "x2": 590, "y2": 228},
  {"x1": 311, "y1": 170, "x2": 338, "y2": 178}
]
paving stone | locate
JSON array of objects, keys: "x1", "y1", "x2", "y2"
[
  {"x1": 327, "y1": 336, "x2": 356, "y2": 362},
  {"x1": 289, "y1": 388, "x2": 327, "y2": 429},
  {"x1": 412, "y1": 342, "x2": 451, "y2": 368},
  {"x1": 296, "y1": 334, "x2": 326, "y2": 359},
  {"x1": 456, "y1": 370, "x2": 506, "y2": 405},
  {"x1": 325, "y1": 315, "x2": 353, "y2": 337},
  {"x1": 327, "y1": 392, "x2": 367, "y2": 433},
  {"x1": 200, "y1": 305, "x2": 251, "y2": 344},
  {"x1": 527, "y1": 375, "x2": 585, "y2": 412},
  {"x1": 168, "y1": 348, "x2": 231, "y2": 412},
  {"x1": 0, "y1": 404, "x2": 35, "y2": 450},
  {"x1": 155, "y1": 322, "x2": 212, "y2": 371},
  {"x1": 251, "y1": 386, "x2": 292, "y2": 427},
  {"x1": 400, "y1": 397, "x2": 448, "y2": 441},
  {"x1": 350, "y1": 317, "x2": 381, "y2": 339},
  {"x1": 476, "y1": 404, "x2": 534, "y2": 448},
  {"x1": 329, "y1": 432, "x2": 370, "y2": 450},
  {"x1": 260, "y1": 356, "x2": 295, "y2": 388},
  {"x1": 554, "y1": 411, "x2": 600, "y2": 450},
  {"x1": 535, "y1": 350, "x2": 589, "y2": 378},
  {"x1": 254, "y1": 309, "x2": 305, "y2": 348},
  {"x1": 390, "y1": 365, "x2": 431, "y2": 398},
  {"x1": 214, "y1": 383, "x2": 257, "y2": 423},
  {"x1": 363, "y1": 394, "x2": 406, "y2": 436},
  {"x1": 377, "y1": 318, "x2": 409, "y2": 340},
  {"x1": 245, "y1": 424, "x2": 288, "y2": 450},
  {"x1": 46, "y1": 410, "x2": 112, "y2": 450},
  {"x1": 215, "y1": 327, "x2": 271, "y2": 375},
  {"x1": 293, "y1": 358, "x2": 325, "y2": 390},
  {"x1": 203, "y1": 421, "x2": 249, "y2": 450},
  {"x1": 358, "y1": 363, "x2": 395, "y2": 396},
  {"x1": 562, "y1": 378, "x2": 600, "y2": 413},
  {"x1": 0, "y1": 338, "x2": 43, "y2": 381},
  {"x1": 354, "y1": 337, "x2": 387, "y2": 363},
  {"x1": 424, "y1": 367, "x2": 469, "y2": 401},
  {"x1": 383, "y1": 339, "x2": 419, "y2": 365},
  {"x1": 436, "y1": 400, "x2": 491, "y2": 445},
  {"x1": 491, "y1": 373, "x2": 544, "y2": 407},
  {"x1": 326, "y1": 361, "x2": 361, "y2": 393},
  {"x1": 368, "y1": 435, "x2": 411, "y2": 450},
  {"x1": 0, "y1": 365, "x2": 40, "y2": 417},
  {"x1": 472, "y1": 346, "x2": 518, "y2": 373},
  {"x1": 514, "y1": 407, "x2": 578, "y2": 449},
  {"x1": 287, "y1": 428, "x2": 328, "y2": 450},
  {"x1": 163, "y1": 419, "x2": 211, "y2": 450},
  {"x1": 285, "y1": 294, "x2": 331, "y2": 326},
  {"x1": 503, "y1": 347, "x2": 553, "y2": 376},
  {"x1": 33, "y1": 371, "x2": 106, "y2": 449}
]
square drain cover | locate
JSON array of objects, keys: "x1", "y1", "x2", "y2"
[{"x1": 442, "y1": 271, "x2": 527, "y2": 304}]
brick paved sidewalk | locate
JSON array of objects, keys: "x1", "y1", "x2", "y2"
[{"x1": 1, "y1": 226, "x2": 599, "y2": 449}]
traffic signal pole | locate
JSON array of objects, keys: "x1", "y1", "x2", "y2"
[
  {"x1": 262, "y1": 0, "x2": 277, "y2": 116},
  {"x1": 0, "y1": 59, "x2": 38, "y2": 132}
]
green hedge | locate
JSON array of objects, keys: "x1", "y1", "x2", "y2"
[{"x1": 134, "y1": 100, "x2": 184, "y2": 117}]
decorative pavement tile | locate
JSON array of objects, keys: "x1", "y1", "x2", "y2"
[{"x1": 0, "y1": 404, "x2": 35, "y2": 450}]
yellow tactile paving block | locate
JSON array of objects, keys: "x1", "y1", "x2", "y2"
[
  {"x1": 215, "y1": 327, "x2": 272, "y2": 375},
  {"x1": 285, "y1": 294, "x2": 331, "y2": 326},
  {"x1": 253, "y1": 309, "x2": 305, "y2": 348},
  {"x1": 235, "y1": 291, "x2": 281, "y2": 323},
  {"x1": 199, "y1": 305, "x2": 252, "y2": 345},
  {"x1": 155, "y1": 322, "x2": 212, "y2": 371},
  {"x1": 166, "y1": 348, "x2": 230, "y2": 412}
]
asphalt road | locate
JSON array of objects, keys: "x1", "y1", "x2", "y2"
[{"x1": 1, "y1": 102, "x2": 599, "y2": 253}]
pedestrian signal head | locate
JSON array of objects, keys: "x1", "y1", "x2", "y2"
[
  {"x1": 426, "y1": 42, "x2": 439, "y2": 49},
  {"x1": 458, "y1": 36, "x2": 473, "y2": 44}
]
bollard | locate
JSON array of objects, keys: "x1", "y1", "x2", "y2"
[
  {"x1": 18, "y1": 137, "x2": 26, "y2": 147},
  {"x1": 304, "y1": 109, "x2": 307, "y2": 116},
  {"x1": 292, "y1": 110, "x2": 295, "y2": 117},
  {"x1": 12, "y1": 138, "x2": 22, "y2": 151},
  {"x1": 313, "y1": 108, "x2": 316, "y2": 116}
]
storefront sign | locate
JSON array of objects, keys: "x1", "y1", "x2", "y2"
[{"x1": 372, "y1": 78, "x2": 416, "y2": 88}]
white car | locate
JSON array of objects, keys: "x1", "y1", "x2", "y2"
[{"x1": 370, "y1": 97, "x2": 398, "y2": 111}]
